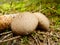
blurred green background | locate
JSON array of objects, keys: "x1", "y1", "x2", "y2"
[{"x1": 0, "y1": 0, "x2": 60, "y2": 14}]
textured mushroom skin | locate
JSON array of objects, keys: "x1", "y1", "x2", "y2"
[
  {"x1": 0, "y1": 13, "x2": 18, "y2": 31},
  {"x1": 0, "y1": 15, "x2": 13, "y2": 30},
  {"x1": 11, "y1": 12, "x2": 38, "y2": 35},
  {"x1": 34, "y1": 12, "x2": 50, "y2": 30}
]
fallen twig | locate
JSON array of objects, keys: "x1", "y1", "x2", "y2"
[
  {"x1": 0, "y1": 36, "x2": 20, "y2": 43},
  {"x1": 31, "y1": 34, "x2": 39, "y2": 45},
  {"x1": 2, "y1": 33, "x2": 13, "y2": 40},
  {"x1": 0, "y1": 31, "x2": 12, "y2": 36}
]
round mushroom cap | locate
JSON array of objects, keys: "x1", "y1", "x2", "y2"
[
  {"x1": 11, "y1": 12, "x2": 38, "y2": 35},
  {"x1": 33, "y1": 12, "x2": 50, "y2": 30}
]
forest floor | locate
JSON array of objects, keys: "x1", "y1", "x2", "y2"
[
  {"x1": 0, "y1": 0, "x2": 60, "y2": 45},
  {"x1": 0, "y1": 13, "x2": 60, "y2": 45}
]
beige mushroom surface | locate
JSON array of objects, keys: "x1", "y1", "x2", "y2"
[
  {"x1": 33, "y1": 12, "x2": 50, "y2": 30},
  {"x1": 11, "y1": 12, "x2": 38, "y2": 35}
]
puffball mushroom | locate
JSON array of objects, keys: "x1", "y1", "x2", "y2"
[
  {"x1": 0, "y1": 13, "x2": 18, "y2": 32},
  {"x1": 33, "y1": 12, "x2": 50, "y2": 30},
  {"x1": 11, "y1": 12, "x2": 38, "y2": 35}
]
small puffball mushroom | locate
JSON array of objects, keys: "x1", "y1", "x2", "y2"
[
  {"x1": 0, "y1": 15, "x2": 14, "y2": 30},
  {"x1": 33, "y1": 12, "x2": 50, "y2": 30},
  {"x1": 0, "y1": 13, "x2": 18, "y2": 32},
  {"x1": 11, "y1": 12, "x2": 38, "y2": 35}
]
